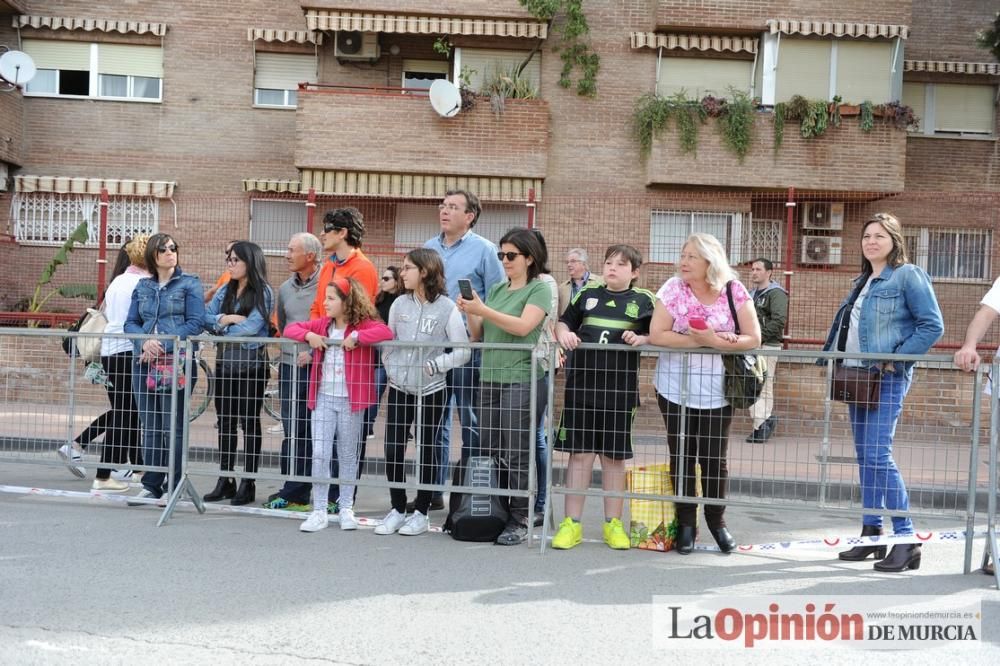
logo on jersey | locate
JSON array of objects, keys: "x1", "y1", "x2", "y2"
[
  {"x1": 419, "y1": 316, "x2": 438, "y2": 334},
  {"x1": 585, "y1": 297, "x2": 598, "y2": 311},
  {"x1": 625, "y1": 301, "x2": 640, "y2": 319}
]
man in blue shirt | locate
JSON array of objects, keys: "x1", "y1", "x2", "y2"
[{"x1": 423, "y1": 189, "x2": 505, "y2": 509}]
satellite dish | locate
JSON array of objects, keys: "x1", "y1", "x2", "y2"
[
  {"x1": 0, "y1": 50, "x2": 37, "y2": 87},
  {"x1": 429, "y1": 79, "x2": 461, "y2": 118}
]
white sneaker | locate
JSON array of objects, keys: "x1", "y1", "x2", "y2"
[
  {"x1": 126, "y1": 488, "x2": 163, "y2": 507},
  {"x1": 300, "y1": 510, "x2": 329, "y2": 533},
  {"x1": 399, "y1": 510, "x2": 429, "y2": 536},
  {"x1": 339, "y1": 508, "x2": 358, "y2": 531},
  {"x1": 374, "y1": 508, "x2": 406, "y2": 535},
  {"x1": 92, "y1": 478, "x2": 128, "y2": 492},
  {"x1": 56, "y1": 444, "x2": 86, "y2": 478},
  {"x1": 111, "y1": 469, "x2": 134, "y2": 482},
  {"x1": 267, "y1": 423, "x2": 284, "y2": 434}
]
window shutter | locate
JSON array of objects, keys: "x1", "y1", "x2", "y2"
[
  {"x1": 657, "y1": 57, "x2": 752, "y2": 98},
  {"x1": 775, "y1": 38, "x2": 830, "y2": 102},
  {"x1": 935, "y1": 84, "x2": 995, "y2": 134},
  {"x1": 460, "y1": 49, "x2": 540, "y2": 94},
  {"x1": 835, "y1": 40, "x2": 892, "y2": 103},
  {"x1": 98, "y1": 44, "x2": 163, "y2": 78},
  {"x1": 254, "y1": 53, "x2": 316, "y2": 91},
  {"x1": 22, "y1": 38, "x2": 90, "y2": 70},
  {"x1": 901, "y1": 82, "x2": 926, "y2": 121}
]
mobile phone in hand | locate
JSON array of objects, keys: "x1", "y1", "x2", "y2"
[
  {"x1": 688, "y1": 317, "x2": 708, "y2": 330},
  {"x1": 458, "y1": 278, "x2": 474, "y2": 300}
]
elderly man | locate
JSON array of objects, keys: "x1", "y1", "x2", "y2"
[
  {"x1": 264, "y1": 232, "x2": 322, "y2": 510},
  {"x1": 558, "y1": 248, "x2": 600, "y2": 315}
]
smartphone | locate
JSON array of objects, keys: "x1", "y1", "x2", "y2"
[
  {"x1": 688, "y1": 317, "x2": 708, "y2": 330},
  {"x1": 458, "y1": 278, "x2": 474, "y2": 300}
]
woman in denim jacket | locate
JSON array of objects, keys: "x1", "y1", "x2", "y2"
[
  {"x1": 821, "y1": 213, "x2": 943, "y2": 573},
  {"x1": 124, "y1": 233, "x2": 206, "y2": 503}
]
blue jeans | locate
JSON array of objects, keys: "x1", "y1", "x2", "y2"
[
  {"x1": 132, "y1": 359, "x2": 194, "y2": 497},
  {"x1": 277, "y1": 363, "x2": 312, "y2": 504},
  {"x1": 434, "y1": 350, "x2": 481, "y2": 487},
  {"x1": 534, "y1": 373, "x2": 549, "y2": 514},
  {"x1": 847, "y1": 369, "x2": 913, "y2": 535}
]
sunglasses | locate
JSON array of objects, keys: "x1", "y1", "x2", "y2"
[
  {"x1": 497, "y1": 251, "x2": 524, "y2": 262},
  {"x1": 157, "y1": 244, "x2": 178, "y2": 254},
  {"x1": 323, "y1": 224, "x2": 345, "y2": 234}
]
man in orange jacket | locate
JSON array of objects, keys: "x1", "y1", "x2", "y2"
[{"x1": 310, "y1": 207, "x2": 378, "y2": 319}]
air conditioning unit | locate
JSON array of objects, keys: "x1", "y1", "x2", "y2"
[
  {"x1": 801, "y1": 235, "x2": 843, "y2": 265},
  {"x1": 335, "y1": 31, "x2": 380, "y2": 60},
  {"x1": 801, "y1": 202, "x2": 844, "y2": 230}
]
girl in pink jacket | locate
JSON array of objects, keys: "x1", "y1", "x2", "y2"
[{"x1": 284, "y1": 277, "x2": 392, "y2": 533}]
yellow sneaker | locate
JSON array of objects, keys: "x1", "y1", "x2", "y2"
[
  {"x1": 603, "y1": 518, "x2": 630, "y2": 550},
  {"x1": 551, "y1": 517, "x2": 583, "y2": 550}
]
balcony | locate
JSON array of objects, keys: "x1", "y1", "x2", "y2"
[
  {"x1": 294, "y1": 86, "x2": 549, "y2": 185},
  {"x1": 0, "y1": 86, "x2": 23, "y2": 167},
  {"x1": 646, "y1": 114, "x2": 907, "y2": 192}
]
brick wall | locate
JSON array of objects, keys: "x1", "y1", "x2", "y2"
[
  {"x1": 295, "y1": 90, "x2": 549, "y2": 178},
  {"x1": 906, "y1": 0, "x2": 999, "y2": 61},
  {"x1": 654, "y1": 1, "x2": 912, "y2": 31},
  {"x1": 904, "y1": 136, "x2": 1000, "y2": 191},
  {"x1": 0, "y1": 87, "x2": 23, "y2": 166}
]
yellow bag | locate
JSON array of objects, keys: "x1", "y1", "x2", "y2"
[{"x1": 627, "y1": 463, "x2": 700, "y2": 552}]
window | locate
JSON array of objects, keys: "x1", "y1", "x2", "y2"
[
  {"x1": 402, "y1": 59, "x2": 448, "y2": 91},
  {"x1": 394, "y1": 203, "x2": 529, "y2": 251},
  {"x1": 12, "y1": 193, "x2": 158, "y2": 246},
  {"x1": 250, "y1": 199, "x2": 307, "y2": 253},
  {"x1": 657, "y1": 57, "x2": 752, "y2": 98},
  {"x1": 254, "y1": 53, "x2": 316, "y2": 108},
  {"x1": 903, "y1": 82, "x2": 996, "y2": 136},
  {"x1": 22, "y1": 39, "x2": 163, "y2": 102},
  {"x1": 456, "y1": 48, "x2": 541, "y2": 95},
  {"x1": 905, "y1": 228, "x2": 992, "y2": 280},
  {"x1": 649, "y1": 210, "x2": 745, "y2": 264}
]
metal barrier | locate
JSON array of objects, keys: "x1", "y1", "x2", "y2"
[
  {"x1": 2, "y1": 328, "x2": 997, "y2": 570},
  {"x1": 985, "y1": 357, "x2": 1000, "y2": 587}
]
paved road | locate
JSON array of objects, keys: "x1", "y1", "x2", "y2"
[{"x1": 1, "y1": 463, "x2": 998, "y2": 665}]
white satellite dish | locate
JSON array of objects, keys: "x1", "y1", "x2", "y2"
[
  {"x1": 429, "y1": 79, "x2": 461, "y2": 118},
  {"x1": 0, "y1": 50, "x2": 37, "y2": 87}
]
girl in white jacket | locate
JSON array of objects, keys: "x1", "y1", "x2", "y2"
[{"x1": 374, "y1": 249, "x2": 471, "y2": 536}]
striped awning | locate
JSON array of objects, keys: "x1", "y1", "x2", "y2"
[
  {"x1": 904, "y1": 60, "x2": 999, "y2": 75},
  {"x1": 766, "y1": 19, "x2": 908, "y2": 40},
  {"x1": 13, "y1": 15, "x2": 168, "y2": 37},
  {"x1": 15, "y1": 176, "x2": 175, "y2": 198},
  {"x1": 304, "y1": 10, "x2": 547, "y2": 39},
  {"x1": 630, "y1": 32, "x2": 757, "y2": 54},
  {"x1": 247, "y1": 28, "x2": 323, "y2": 45},
  {"x1": 242, "y1": 179, "x2": 303, "y2": 194},
  {"x1": 298, "y1": 170, "x2": 542, "y2": 201}
]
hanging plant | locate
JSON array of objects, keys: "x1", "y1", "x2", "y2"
[
  {"x1": 828, "y1": 95, "x2": 843, "y2": 128},
  {"x1": 878, "y1": 101, "x2": 919, "y2": 131},
  {"x1": 784, "y1": 95, "x2": 811, "y2": 121},
  {"x1": 519, "y1": 0, "x2": 600, "y2": 97},
  {"x1": 700, "y1": 94, "x2": 727, "y2": 118},
  {"x1": 800, "y1": 100, "x2": 829, "y2": 138},
  {"x1": 672, "y1": 92, "x2": 706, "y2": 154},
  {"x1": 631, "y1": 93, "x2": 672, "y2": 158},
  {"x1": 772, "y1": 102, "x2": 787, "y2": 150},
  {"x1": 718, "y1": 89, "x2": 754, "y2": 162},
  {"x1": 860, "y1": 100, "x2": 875, "y2": 132}
]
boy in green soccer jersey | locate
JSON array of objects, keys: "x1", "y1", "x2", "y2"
[{"x1": 552, "y1": 244, "x2": 655, "y2": 550}]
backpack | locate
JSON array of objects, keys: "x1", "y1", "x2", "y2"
[{"x1": 442, "y1": 455, "x2": 509, "y2": 542}]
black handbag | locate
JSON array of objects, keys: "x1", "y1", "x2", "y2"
[
  {"x1": 443, "y1": 455, "x2": 510, "y2": 542},
  {"x1": 215, "y1": 342, "x2": 266, "y2": 376},
  {"x1": 721, "y1": 281, "x2": 767, "y2": 409}
]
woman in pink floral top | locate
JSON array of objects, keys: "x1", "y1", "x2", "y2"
[{"x1": 649, "y1": 233, "x2": 761, "y2": 555}]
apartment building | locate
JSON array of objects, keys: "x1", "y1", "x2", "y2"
[{"x1": 0, "y1": 0, "x2": 997, "y2": 344}]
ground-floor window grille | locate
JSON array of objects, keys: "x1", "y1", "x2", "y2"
[{"x1": 11, "y1": 193, "x2": 158, "y2": 246}]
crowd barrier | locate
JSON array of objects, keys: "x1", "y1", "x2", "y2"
[{"x1": 0, "y1": 328, "x2": 996, "y2": 572}]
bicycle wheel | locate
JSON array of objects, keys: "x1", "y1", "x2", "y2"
[
  {"x1": 263, "y1": 384, "x2": 282, "y2": 421},
  {"x1": 189, "y1": 358, "x2": 215, "y2": 422}
]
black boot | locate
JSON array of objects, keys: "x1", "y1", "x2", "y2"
[
  {"x1": 676, "y1": 525, "x2": 696, "y2": 555},
  {"x1": 874, "y1": 544, "x2": 921, "y2": 572},
  {"x1": 203, "y1": 477, "x2": 236, "y2": 502},
  {"x1": 710, "y1": 527, "x2": 736, "y2": 553},
  {"x1": 838, "y1": 524, "x2": 886, "y2": 561},
  {"x1": 231, "y1": 479, "x2": 256, "y2": 506}
]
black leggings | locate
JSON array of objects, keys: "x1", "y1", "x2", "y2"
[
  {"x1": 95, "y1": 352, "x2": 143, "y2": 479},
  {"x1": 657, "y1": 395, "x2": 733, "y2": 529},
  {"x1": 215, "y1": 365, "x2": 267, "y2": 473},
  {"x1": 384, "y1": 387, "x2": 446, "y2": 515}
]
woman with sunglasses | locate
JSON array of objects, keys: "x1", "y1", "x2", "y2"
[
  {"x1": 124, "y1": 234, "x2": 206, "y2": 503},
  {"x1": 362, "y1": 266, "x2": 401, "y2": 439},
  {"x1": 457, "y1": 227, "x2": 551, "y2": 545},
  {"x1": 202, "y1": 241, "x2": 275, "y2": 505}
]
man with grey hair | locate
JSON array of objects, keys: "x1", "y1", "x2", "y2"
[
  {"x1": 264, "y1": 232, "x2": 322, "y2": 510},
  {"x1": 558, "y1": 248, "x2": 600, "y2": 315}
]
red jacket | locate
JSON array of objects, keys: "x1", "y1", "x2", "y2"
[{"x1": 283, "y1": 316, "x2": 393, "y2": 412}]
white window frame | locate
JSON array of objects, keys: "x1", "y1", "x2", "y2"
[
  {"x1": 23, "y1": 42, "x2": 163, "y2": 103},
  {"x1": 905, "y1": 82, "x2": 996, "y2": 138},
  {"x1": 904, "y1": 227, "x2": 993, "y2": 282},
  {"x1": 249, "y1": 199, "x2": 308, "y2": 254},
  {"x1": 253, "y1": 88, "x2": 298, "y2": 108},
  {"x1": 649, "y1": 210, "x2": 746, "y2": 264},
  {"x1": 11, "y1": 192, "x2": 159, "y2": 247}
]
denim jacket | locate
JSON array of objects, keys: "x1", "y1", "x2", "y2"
[
  {"x1": 124, "y1": 268, "x2": 206, "y2": 355},
  {"x1": 203, "y1": 283, "x2": 274, "y2": 349},
  {"x1": 821, "y1": 264, "x2": 944, "y2": 374}
]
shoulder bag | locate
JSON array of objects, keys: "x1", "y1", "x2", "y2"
[{"x1": 721, "y1": 281, "x2": 767, "y2": 409}]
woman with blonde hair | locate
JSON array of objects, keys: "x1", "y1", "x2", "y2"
[{"x1": 648, "y1": 233, "x2": 761, "y2": 554}]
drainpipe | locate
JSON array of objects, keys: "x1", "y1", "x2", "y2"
[
  {"x1": 783, "y1": 187, "x2": 795, "y2": 347},
  {"x1": 97, "y1": 187, "x2": 109, "y2": 299}
]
